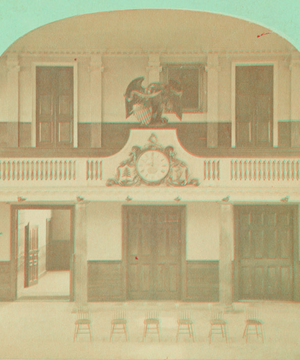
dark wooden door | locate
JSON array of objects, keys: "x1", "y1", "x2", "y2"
[
  {"x1": 126, "y1": 206, "x2": 181, "y2": 300},
  {"x1": 36, "y1": 66, "x2": 73, "y2": 147},
  {"x1": 235, "y1": 206, "x2": 294, "y2": 300},
  {"x1": 24, "y1": 224, "x2": 39, "y2": 288},
  {"x1": 236, "y1": 66, "x2": 273, "y2": 147}
]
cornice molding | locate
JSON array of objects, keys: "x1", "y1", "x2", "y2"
[{"x1": 3, "y1": 49, "x2": 299, "y2": 58}]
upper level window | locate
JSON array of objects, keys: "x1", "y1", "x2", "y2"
[
  {"x1": 161, "y1": 64, "x2": 207, "y2": 113},
  {"x1": 36, "y1": 66, "x2": 73, "y2": 148}
]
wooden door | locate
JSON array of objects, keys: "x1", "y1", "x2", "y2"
[
  {"x1": 236, "y1": 66, "x2": 273, "y2": 147},
  {"x1": 24, "y1": 224, "x2": 39, "y2": 288},
  {"x1": 36, "y1": 66, "x2": 73, "y2": 147},
  {"x1": 126, "y1": 206, "x2": 181, "y2": 300},
  {"x1": 235, "y1": 206, "x2": 294, "y2": 300}
]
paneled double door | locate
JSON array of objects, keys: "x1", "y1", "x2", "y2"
[
  {"x1": 235, "y1": 205, "x2": 295, "y2": 300},
  {"x1": 125, "y1": 206, "x2": 183, "y2": 300}
]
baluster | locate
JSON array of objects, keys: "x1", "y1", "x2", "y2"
[
  {"x1": 211, "y1": 161, "x2": 215, "y2": 180},
  {"x1": 86, "y1": 160, "x2": 90, "y2": 180},
  {"x1": 287, "y1": 160, "x2": 290, "y2": 181},
  {"x1": 217, "y1": 160, "x2": 220, "y2": 180},
  {"x1": 244, "y1": 160, "x2": 247, "y2": 180},
  {"x1": 0, "y1": 161, "x2": 1, "y2": 180},
  {"x1": 230, "y1": 160, "x2": 233, "y2": 180},
  {"x1": 2, "y1": 161, "x2": 5, "y2": 180},
  {"x1": 253, "y1": 160, "x2": 256, "y2": 181},
  {"x1": 292, "y1": 160, "x2": 295, "y2": 181},
  {"x1": 248, "y1": 160, "x2": 252, "y2": 180},
  {"x1": 297, "y1": 161, "x2": 300, "y2": 181},
  {"x1": 45, "y1": 161, "x2": 48, "y2": 180},
  {"x1": 50, "y1": 161, "x2": 53, "y2": 180},
  {"x1": 235, "y1": 160, "x2": 238, "y2": 180},
  {"x1": 73, "y1": 160, "x2": 76, "y2": 180},
  {"x1": 267, "y1": 160, "x2": 271, "y2": 180},
  {"x1": 282, "y1": 160, "x2": 285, "y2": 180},
  {"x1": 91, "y1": 161, "x2": 94, "y2": 180},
  {"x1": 263, "y1": 161, "x2": 266, "y2": 180},
  {"x1": 64, "y1": 161, "x2": 67, "y2": 180},
  {"x1": 239, "y1": 160, "x2": 242, "y2": 180},
  {"x1": 7, "y1": 161, "x2": 10, "y2": 181},
  {"x1": 59, "y1": 161, "x2": 63, "y2": 180},
  {"x1": 12, "y1": 161, "x2": 15, "y2": 180}
]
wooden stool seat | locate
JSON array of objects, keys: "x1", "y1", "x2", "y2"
[
  {"x1": 210, "y1": 319, "x2": 227, "y2": 325},
  {"x1": 247, "y1": 319, "x2": 263, "y2": 325},
  {"x1": 76, "y1": 319, "x2": 91, "y2": 325},
  {"x1": 145, "y1": 318, "x2": 159, "y2": 325},
  {"x1": 178, "y1": 318, "x2": 193, "y2": 325},
  {"x1": 112, "y1": 318, "x2": 127, "y2": 324}
]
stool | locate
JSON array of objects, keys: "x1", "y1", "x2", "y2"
[
  {"x1": 176, "y1": 310, "x2": 195, "y2": 342},
  {"x1": 143, "y1": 311, "x2": 161, "y2": 342},
  {"x1": 110, "y1": 310, "x2": 128, "y2": 341},
  {"x1": 208, "y1": 304, "x2": 229, "y2": 344},
  {"x1": 74, "y1": 307, "x2": 93, "y2": 342}
]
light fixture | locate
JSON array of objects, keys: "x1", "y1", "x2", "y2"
[
  {"x1": 222, "y1": 196, "x2": 230, "y2": 202},
  {"x1": 125, "y1": 196, "x2": 132, "y2": 202},
  {"x1": 280, "y1": 196, "x2": 289, "y2": 203},
  {"x1": 17, "y1": 196, "x2": 26, "y2": 202},
  {"x1": 76, "y1": 196, "x2": 84, "y2": 202},
  {"x1": 174, "y1": 196, "x2": 181, "y2": 202}
]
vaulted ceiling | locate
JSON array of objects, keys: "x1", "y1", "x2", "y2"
[{"x1": 6, "y1": 9, "x2": 295, "y2": 54}]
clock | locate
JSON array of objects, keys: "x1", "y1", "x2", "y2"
[{"x1": 136, "y1": 149, "x2": 170, "y2": 183}]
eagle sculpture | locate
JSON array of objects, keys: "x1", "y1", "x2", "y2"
[{"x1": 124, "y1": 77, "x2": 183, "y2": 125}]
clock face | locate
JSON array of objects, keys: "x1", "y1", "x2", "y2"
[{"x1": 137, "y1": 150, "x2": 170, "y2": 183}]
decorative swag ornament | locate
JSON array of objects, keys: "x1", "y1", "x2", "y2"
[{"x1": 106, "y1": 134, "x2": 199, "y2": 187}]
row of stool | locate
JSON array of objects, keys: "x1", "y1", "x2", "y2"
[{"x1": 74, "y1": 305, "x2": 265, "y2": 344}]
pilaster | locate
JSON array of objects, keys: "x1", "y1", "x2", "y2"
[
  {"x1": 89, "y1": 55, "x2": 104, "y2": 147},
  {"x1": 206, "y1": 54, "x2": 220, "y2": 148},
  {"x1": 290, "y1": 56, "x2": 300, "y2": 147},
  {"x1": 74, "y1": 202, "x2": 88, "y2": 306},
  {"x1": 6, "y1": 54, "x2": 20, "y2": 147},
  {"x1": 219, "y1": 203, "x2": 234, "y2": 307},
  {"x1": 147, "y1": 54, "x2": 162, "y2": 84}
]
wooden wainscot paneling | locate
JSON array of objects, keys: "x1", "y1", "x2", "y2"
[
  {"x1": 186, "y1": 261, "x2": 219, "y2": 301},
  {"x1": 0, "y1": 262, "x2": 11, "y2": 301},
  {"x1": 88, "y1": 261, "x2": 124, "y2": 301}
]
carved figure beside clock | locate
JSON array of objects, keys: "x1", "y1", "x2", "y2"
[{"x1": 106, "y1": 134, "x2": 199, "y2": 187}]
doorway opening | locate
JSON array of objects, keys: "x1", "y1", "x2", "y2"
[{"x1": 14, "y1": 207, "x2": 74, "y2": 300}]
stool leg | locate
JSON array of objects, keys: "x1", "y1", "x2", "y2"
[
  {"x1": 260, "y1": 324, "x2": 264, "y2": 343},
  {"x1": 74, "y1": 324, "x2": 78, "y2": 342},
  {"x1": 157, "y1": 324, "x2": 161, "y2": 342},
  {"x1": 143, "y1": 324, "x2": 147, "y2": 341},
  {"x1": 88, "y1": 324, "x2": 93, "y2": 342},
  {"x1": 209, "y1": 325, "x2": 213, "y2": 344},
  {"x1": 242, "y1": 324, "x2": 247, "y2": 338},
  {"x1": 110, "y1": 324, "x2": 114, "y2": 342},
  {"x1": 190, "y1": 324, "x2": 195, "y2": 342},
  {"x1": 224, "y1": 324, "x2": 228, "y2": 343},
  {"x1": 221, "y1": 324, "x2": 224, "y2": 338},
  {"x1": 123, "y1": 324, "x2": 128, "y2": 342},
  {"x1": 176, "y1": 324, "x2": 180, "y2": 342}
]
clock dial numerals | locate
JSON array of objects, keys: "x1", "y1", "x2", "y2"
[{"x1": 137, "y1": 150, "x2": 170, "y2": 183}]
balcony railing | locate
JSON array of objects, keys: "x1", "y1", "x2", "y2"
[{"x1": 0, "y1": 156, "x2": 299, "y2": 188}]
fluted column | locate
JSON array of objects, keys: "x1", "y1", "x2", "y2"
[
  {"x1": 89, "y1": 56, "x2": 104, "y2": 147},
  {"x1": 6, "y1": 54, "x2": 20, "y2": 147},
  {"x1": 219, "y1": 203, "x2": 234, "y2": 307},
  {"x1": 206, "y1": 54, "x2": 220, "y2": 147},
  {"x1": 147, "y1": 54, "x2": 162, "y2": 84},
  {"x1": 290, "y1": 56, "x2": 300, "y2": 147},
  {"x1": 74, "y1": 202, "x2": 88, "y2": 306}
]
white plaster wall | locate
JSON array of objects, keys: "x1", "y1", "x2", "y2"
[
  {"x1": 186, "y1": 202, "x2": 220, "y2": 260},
  {"x1": 51, "y1": 209, "x2": 71, "y2": 240},
  {"x1": 102, "y1": 56, "x2": 148, "y2": 123},
  {"x1": 0, "y1": 57, "x2": 7, "y2": 122},
  {"x1": 0, "y1": 203, "x2": 11, "y2": 261},
  {"x1": 87, "y1": 202, "x2": 122, "y2": 260}
]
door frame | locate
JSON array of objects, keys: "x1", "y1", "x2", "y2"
[
  {"x1": 10, "y1": 204, "x2": 75, "y2": 301},
  {"x1": 122, "y1": 205, "x2": 186, "y2": 301},
  {"x1": 231, "y1": 60, "x2": 279, "y2": 148},
  {"x1": 233, "y1": 204, "x2": 299, "y2": 301}
]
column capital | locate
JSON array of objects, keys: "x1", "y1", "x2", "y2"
[
  {"x1": 6, "y1": 54, "x2": 20, "y2": 72},
  {"x1": 205, "y1": 53, "x2": 220, "y2": 72},
  {"x1": 147, "y1": 54, "x2": 162, "y2": 73},
  {"x1": 289, "y1": 57, "x2": 300, "y2": 71}
]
